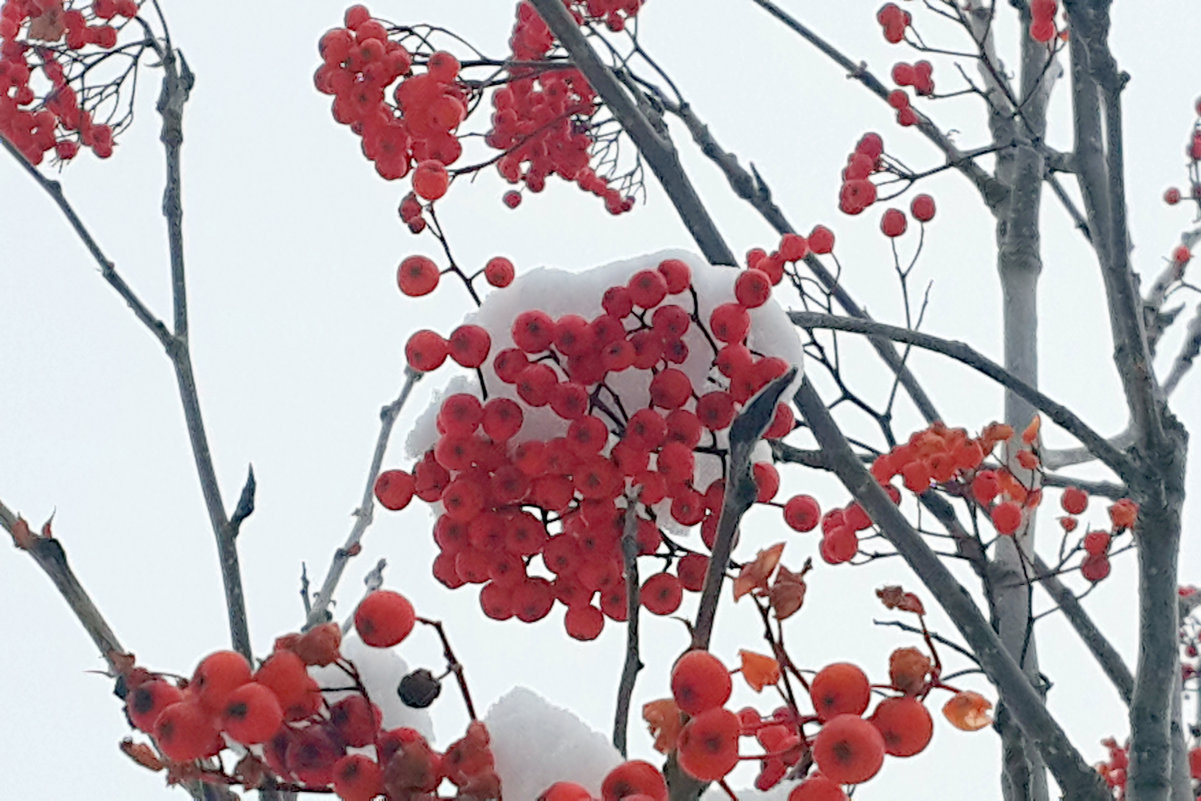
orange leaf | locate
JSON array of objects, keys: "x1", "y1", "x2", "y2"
[
  {"x1": 770, "y1": 561, "x2": 810, "y2": 620},
  {"x1": 8, "y1": 515, "x2": 36, "y2": 550},
  {"x1": 942, "y1": 690, "x2": 993, "y2": 731},
  {"x1": 643, "y1": 698, "x2": 684, "y2": 754},
  {"x1": 996, "y1": 469, "x2": 1028, "y2": 504},
  {"x1": 979, "y1": 422, "x2": 1014, "y2": 451},
  {"x1": 119, "y1": 739, "x2": 164, "y2": 772},
  {"x1": 733, "y1": 543, "x2": 785, "y2": 601},
  {"x1": 1021, "y1": 414, "x2": 1041, "y2": 445},
  {"x1": 877, "y1": 585, "x2": 925, "y2": 615},
  {"x1": 739, "y1": 650, "x2": 781, "y2": 692}
]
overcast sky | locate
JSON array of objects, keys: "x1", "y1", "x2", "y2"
[{"x1": 2, "y1": 2, "x2": 1199, "y2": 799}]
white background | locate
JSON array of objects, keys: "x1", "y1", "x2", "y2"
[{"x1": 1, "y1": 1, "x2": 1199, "y2": 799}]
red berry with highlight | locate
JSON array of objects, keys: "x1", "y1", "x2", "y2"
[
  {"x1": 671, "y1": 650, "x2": 732, "y2": 715},
  {"x1": 355, "y1": 590, "x2": 416, "y2": 647}
]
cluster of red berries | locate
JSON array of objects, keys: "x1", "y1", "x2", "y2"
[
  {"x1": 314, "y1": 6, "x2": 465, "y2": 199},
  {"x1": 839, "y1": 133, "x2": 884, "y2": 215},
  {"x1": 381, "y1": 255, "x2": 820, "y2": 639},
  {"x1": 0, "y1": 0, "x2": 134, "y2": 164},
  {"x1": 651, "y1": 650, "x2": 935, "y2": 795},
  {"x1": 1029, "y1": 0, "x2": 1060, "y2": 44},
  {"x1": 876, "y1": 3, "x2": 912, "y2": 44},
  {"x1": 891, "y1": 61, "x2": 934, "y2": 97},
  {"x1": 535, "y1": 759, "x2": 667, "y2": 801},
  {"x1": 492, "y1": 3, "x2": 634, "y2": 214},
  {"x1": 119, "y1": 590, "x2": 514, "y2": 801}
]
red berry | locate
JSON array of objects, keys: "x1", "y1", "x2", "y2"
[
  {"x1": 869, "y1": 696, "x2": 933, "y2": 756},
  {"x1": 374, "y1": 470, "x2": 415, "y2": 510},
  {"x1": 657, "y1": 258, "x2": 692, "y2": 294},
  {"x1": 154, "y1": 700, "x2": 221, "y2": 762},
  {"x1": 398, "y1": 255, "x2": 440, "y2": 296},
  {"x1": 784, "y1": 495, "x2": 821, "y2": 532},
  {"x1": 1081, "y1": 553, "x2": 1111, "y2": 583},
  {"x1": 808, "y1": 225, "x2": 835, "y2": 254},
  {"x1": 354, "y1": 590, "x2": 417, "y2": 647},
  {"x1": 1083, "y1": 530, "x2": 1111, "y2": 556},
  {"x1": 735, "y1": 269, "x2": 772, "y2": 308},
  {"x1": 812, "y1": 714, "x2": 886, "y2": 784},
  {"x1": 649, "y1": 369, "x2": 693, "y2": 410},
  {"x1": 677, "y1": 708, "x2": 741, "y2": 781},
  {"x1": 332, "y1": 754, "x2": 384, "y2": 801},
  {"x1": 640, "y1": 573, "x2": 683, "y2": 615},
  {"x1": 484, "y1": 256, "x2": 515, "y2": 287},
  {"x1": 1061, "y1": 486, "x2": 1088, "y2": 515},
  {"x1": 880, "y1": 208, "x2": 908, "y2": 237},
  {"x1": 671, "y1": 650, "x2": 732, "y2": 715},
  {"x1": 810, "y1": 662, "x2": 871, "y2": 722},
  {"x1": 412, "y1": 159, "x2": 449, "y2": 200},
  {"x1": 406, "y1": 329, "x2": 449, "y2": 372},
  {"x1": 448, "y1": 324, "x2": 491, "y2": 367},
  {"x1": 222, "y1": 682, "x2": 284, "y2": 745},
  {"x1": 512, "y1": 309, "x2": 556, "y2": 353},
  {"x1": 192, "y1": 651, "x2": 252, "y2": 713},
  {"x1": 602, "y1": 760, "x2": 668, "y2": 801},
  {"x1": 991, "y1": 501, "x2": 1023, "y2": 535},
  {"x1": 564, "y1": 603, "x2": 604, "y2": 640},
  {"x1": 910, "y1": 193, "x2": 936, "y2": 222},
  {"x1": 1163, "y1": 187, "x2": 1181, "y2": 205},
  {"x1": 628, "y1": 269, "x2": 669, "y2": 308},
  {"x1": 126, "y1": 679, "x2": 184, "y2": 732},
  {"x1": 788, "y1": 775, "x2": 848, "y2": 801}
]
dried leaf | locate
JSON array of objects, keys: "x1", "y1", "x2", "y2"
[
  {"x1": 769, "y1": 562, "x2": 810, "y2": 620},
  {"x1": 120, "y1": 739, "x2": 164, "y2": 772},
  {"x1": 233, "y1": 754, "x2": 266, "y2": 789},
  {"x1": 942, "y1": 690, "x2": 993, "y2": 731},
  {"x1": 108, "y1": 650, "x2": 137, "y2": 678},
  {"x1": 876, "y1": 586, "x2": 925, "y2": 615},
  {"x1": 9, "y1": 515, "x2": 36, "y2": 550},
  {"x1": 739, "y1": 650, "x2": 781, "y2": 692},
  {"x1": 1021, "y1": 414, "x2": 1041, "y2": 445},
  {"x1": 643, "y1": 698, "x2": 684, "y2": 754},
  {"x1": 979, "y1": 422, "x2": 1014, "y2": 451},
  {"x1": 733, "y1": 542, "x2": 784, "y2": 601},
  {"x1": 41, "y1": 511, "x2": 55, "y2": 538},
  {"x1": 888, "y1": 647, "x2": 932, "y2": 696}
]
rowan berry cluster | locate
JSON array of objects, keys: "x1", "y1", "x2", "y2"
[
  {"x1": 383, "y1": 253, "x2": 816, "y2": 639},
  {"x1": 318, "y1": 3, "x2": 638, "y2": 218},
  {"x1": 0, "y1": 0, "x2": 136, "y2": 164},
  {"x1": 642, "y1": 642, "x2": 953, "y2": 796},
  {"x1": 491, "y1": 2, "x2": 637, "y2": 214},
  {"x1": 837, "y1": 133, "x2": 938, "y2": 227},
  {"x1": 117, "y1": 590, "x2": 512, "y2": 801}
]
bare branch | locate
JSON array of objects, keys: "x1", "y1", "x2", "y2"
[
  {"x1": 1, "y1": 500, "x2": 126, "y2": 673},
  {"x1": 306, "y1": 370, "x2": 423, "y2": 629},
  {"x1": 789, "y1": 311, "x2": 1136, "y2": 482},
  {"x1": 1162, "y1": 303, "x2": 1201, "y2": 397},
  {"x1": 1, "y1": 136, "x2": 173, "y2": 350}
]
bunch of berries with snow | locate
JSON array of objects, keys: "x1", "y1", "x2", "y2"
[
  {"x1": 115, "y1": 588, "x2": 518, "y2": 800},
  {"x1": 0, "y1": 0, "x2": 142, "y2": 164},
  {"x1": 377, "y1": 246, "x2": 838, "y2": 642},
  {"x1": 318, "y1": 3, "x2": 639, "y2": 221},
  {"x1": 632, "y1": 584, "x2": 994, "y2": 798}
]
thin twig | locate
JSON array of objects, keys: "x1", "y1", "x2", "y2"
[
  {"x1": 417, "y1": 617, "x2": 477, "y2": 720},
  {"x1": 527, "y1": 0, "x2": 737, "y2": 266},
  {"x1": 789, "y1": 311, "x2": 1135, "y2": 483},
  {"x1": 306, "y1": 370, "x2": 423, "y2": 629}
]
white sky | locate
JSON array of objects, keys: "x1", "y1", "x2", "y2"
[{"x1": 1, "y1": 2, "x2": 1199, "y2": 799}]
